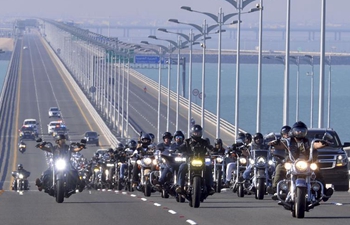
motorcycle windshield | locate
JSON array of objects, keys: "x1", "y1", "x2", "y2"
[{"x1": 251, "y1": 149, "x2": 269, "y2": 159}]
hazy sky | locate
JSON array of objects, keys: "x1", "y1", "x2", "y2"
[{"x1": 3, "y1": 0, "x2": 350, "y2": 26}]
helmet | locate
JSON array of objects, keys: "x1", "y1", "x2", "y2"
[
  {"x1": 214, "y1": 138, "x2": 223, "y2": 147},
  {"x1": 17, "y1": 164, "x2": 23, "y2": 170},
  {"x1": 141, "y1": 133, "x2": 151, "y2": 145},
  {"x1": 191, "y1": 124, "x2": 203, "y2": 141},
  {"x1": 148, "y1": 133, "x2": 155, "y2": 142},
  {"x1": 115, "y1": 143, "x2": 124, "y2": 151},
  {"x1": 173, "y1": 130, "x2": 185, "y2": 140},
  {"x1": 55, "y1": 134, "x2": 66, "y2": 141},
  {"x1": 253, "y1": 133, "x2": 264, "y2": 145},
  {"x1": 280, "y1": 125, "x2": 291, "y2": 136},
  {"x1": 128, "y1": 140, "x2": 137, "y2": 150},
  {"x1": 162, "y1": 132, "x2": 173, "y2": 140},
  {"x1": 108, "y1": 148, "x2": 114, "y2": 153},
  {"x1": 94, "y1": 153, "x2": 99, "y2": 158},
  {"x1": 205, "y1": 138, "x2": 211, "y2": 145},
  {"x1": 291, "y1": 121, "x2": 308, "y2": 139},
  {"x1": 245, "y1": 133, "x2": 252, "y2": 142},
  {"x1": 237, "y1": 132, "x2": 246, "y2": 142}
]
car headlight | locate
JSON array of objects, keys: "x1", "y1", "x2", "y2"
[
  {"x1": 336, "y1": 154, "x2": 347, "y2": 166},
  {"x1": 18, "y1": 174, "x2": 24, "y2": 179},
  {"x1": 191, "y1": 159, "x2": 203, "y2": 167},
  {"x1": 55, "y1": 159, "x2": 67, "y2": 171},
  {"x1": 295, "y1": 160, "x2": 308, "y2": 172}
]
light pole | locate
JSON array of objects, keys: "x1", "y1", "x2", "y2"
[
  {"x1": 305, "y1": 54, "x2": 314, "y2": 128},
  {"x1": 180, "y1": 6, "x2": 240, "y2": 138},
  {"x1": 168, "y1": 18, "x2": 218, "y2": 132},
  {"x1": 290, "y1": 56, "x2": 300, "y2": 121},
  {"x1": 224, "y1": 0, "x2": 257, "y2": 139},
  {"x1": 158, "y1": 28, "x2": 201, "y2": 137},
  {"x1": 256, "y1": 0, "x2": 263, "y2": 133},
  {"x1": 148, "y1": 35, "x2": 187, "y2": 131},
  {"x1": 318, "y1": 0, "x2": 326, "y2": 128},
  {"x1": 326, "y1": 54, "x2": 332, "y2": 128}
]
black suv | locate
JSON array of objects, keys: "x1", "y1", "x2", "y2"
[
  {"x1": 83, "y1": 131, "x2": 99, "y2": 146},
  {"x1": 306, "y1": 128, "x2": 349, "y2": 191}
]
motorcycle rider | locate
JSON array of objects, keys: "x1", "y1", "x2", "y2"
[
  {"x1": 268, "y1": 121, "x2": 333, "y2": 202},
  {"x1": 242, "y1": 133, "x2": 269, "y2": 182},
  {"x1": 148, "y1": 133, "x2": 155, "y2": 144},
  {"x1": 131, "y1": 133, "x2": 154, "y2": 187},
  {"x1": 11, "y1": 164, "x2": 30, "y2": 190},
  {"x1": 35, "y1": 134, "x2": 84, "y2": 192},
  {"x1": 212, "y1": 138, "x2": 226, "y2": 155},
  {"x1": 18, "y1": 140, "x2": 26, "y2": 153},
  {"x1": 170, "y1": 130, "x2": 185, "y2": 151},
  {"x1": 156, "y1": 132, "x2": 173, "y2": 152},
  {"x1": 224, "y1": 132, "x2": 251, "y2": 187},
  {"x1": 175, "y1": 124, "x2": 215, "y2": 196}
]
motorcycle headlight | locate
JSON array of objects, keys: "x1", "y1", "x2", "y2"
[
  {"x1": 175, "y1": 157, "x2": 186, "y2": 162},
  {"x1": 249, "y1": 159, "x2": 255, "y2": 165},
  {"x1": 295, "y1": 160, "x2": 308, "y2": 172},
  {"x1": 268, "y1": 160, "x2": 274, "y2": 165},
  {"x1": 93, "y1": 167, "x2": 99, "y2": 172},
  {"x1": 18, "y1": 174, "x2": 24, "y2": 179},
  {"x1": 239, "y1": 158, "x2": 247, "y2": 165},
  {"x1": 20, "y1": 132, "x2": 24, "y2": 136},
  {"x1": 19, "y1": 145, "x2": 26, "y2": 148},
  {"x1": 205, "y1": 158, "x2": 211, "y2": 166},
  {"x1": 143, "y1": 158, "x2": 152, "y2": 165},
  {"x1": 257, "y1": 156, "x2": 267, "y2": 166},
  {"x1": 284, "y1": 162, "x2": 292, "y2": 170},
  {"x1": 216, "y1": 157, "x2": 223, "y2": 163},
  {"x1": 152, "y1": 159, "x2": 158, "y2": 165},
  {"x1": 136, "y1": 160, "x2": 141, "y2": 165},
  {"x1": 310, "y1": 163, "x2": 318, "y2": 171},
  {"x1": 191, "y1": 159, "x2": 203, "y2": 167},
  {"x1": 106, "y1": 163, "x2": 114, "y2": 167},
  {"x1": 55, "y1": 159, "x2": 67, "y2": 171}
]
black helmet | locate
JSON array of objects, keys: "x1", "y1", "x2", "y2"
[
  {"x1": 115, "y1": 143, "x2": 124, "y2": 151},
  {"x1": 280, "y1": 125, "x2": 291, "y2": 136},
  {"x1": 141, "y1": 133, "x2": 151, "y2": 145},
  {"x1": 245, "y1": 133, "x2": 252, "y2": 142},
  {"x1": 253, "y1": 133, "x2": 264, "y2": 145},
  {"x1": 291, "y1": 121, "x2": 308, "y2": 139},
  {"x1": 108, "y1": 148, "x2": 114, "y2": 153},
  {"x1": 191, "y1": 124, "x2": 203, "y2": 141},
  {"x1": 17, "y1": 164, "x2": 23, "y2": 170},
  {"x1": 148, "y1": 133, "x2": 155, "y2": 141},
  {"x1": 162, "y1": 132, "x2": 173, "y2": 140},
  {"x1": 173, "y1": 130, "x2": 185, "y2": 140},
  {"x1": 237, "y1": 132, "x2": 246, "y2": 142},
  {"x1": 55, "y1": 134, "x2": 66, "y2": 141},
  {"x1": 214, "y1": 138, "x2": 223, "y2": 146},
  {"x1": 128, "y1": 140, "x2": 137, "y2": 150},
  {"x1": 94, "y1": 153, "x2": 99, "y2": 158}
]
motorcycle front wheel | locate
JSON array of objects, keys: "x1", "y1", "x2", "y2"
[
  {"x1": 56, "y1": 180, "x2": 64, "y2": 203},
  {"x1": 294, "y1": 187, "x2": 306, "y2": 218},
  {"x1": 192, "y1": 176, "x2": 201, "y2": 208}
]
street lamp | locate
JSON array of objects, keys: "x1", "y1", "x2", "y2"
[
  {"x1": 140, "y1": 41, "x2": 168, "y2": 142},
  {"x1": 168, "y1": 18, "x2": 219, "y2": 132},
  {"x1": 180, "y1": 6, "x2": 240, "y2": 138},
  {"x1": 305, "y1": 54, "x2": 314, "y2": 128},
  {"x1": 148, "y1": 35, "x2": 188, "y2": 131},
  {"x1": 223, "y1": 0, "x2": 257, "y2": 140},
  {"x1": 326, "y1": 54, "x2": 332, "y2": 128},
  {"x1": 158, "y1": 28, "x2": 201, "y2": 137},
  {"x1": 290, "y1": 56, "x2": 300, "y2": 121}
]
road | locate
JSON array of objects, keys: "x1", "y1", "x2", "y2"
[{"x1": 0, "y1": 33, "x2": 349, "y2": 225}]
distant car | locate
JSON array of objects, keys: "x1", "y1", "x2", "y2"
[
  {"x1": 52, "y1": 125, "x2": 69, "y2": 140},
  {"x1": 83, "y1": 131, "x2": 99, "y2": 146},
  {"x1": 22, "y1": 119, "x2": 38, "y2": 136},
  {"x1": 19, "y1": 125, "x2": 36, "y2": 140},
  {"x1": 47, "y1": 120, "x2": 63, "y2": 135},
  {"x1": 23, "y1": 46, "x2": 28, "y2": 50},
  {"x1": 48, "y1": 107, "x2": 61, "y2": 118}
]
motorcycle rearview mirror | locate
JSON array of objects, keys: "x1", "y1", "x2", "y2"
[
  {"x1": 322, "y1": 132, "x2": 333, "y2": 141},
  {"x1": 36, "y1": 137, "x2": 43, "y2": 142}
]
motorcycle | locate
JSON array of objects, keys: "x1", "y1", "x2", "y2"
[
  {"x1": 211, "y1": 154, "x2": 224, "y2": 193},
  {"x1": 275, "y1": 132, "x2": 333, "y2": 218},
  {"x1": 18, "y1": 142, "x2": 26, "y2": 154},
  {"x1": 135, "y1": 152, "x2": 158, "y2": 197},
  {"x1": 11, "y1": 171, "x2": 30, "y2": 191},
  {"x1": 228, "y1": 145, "x2": 249, "y2": 197},
  {"x1": 115, "y1": 149, "x2": 135, "y2": 192},
  {"x1": 36, "y1": 138, "x2": 86, "y2": 203}
]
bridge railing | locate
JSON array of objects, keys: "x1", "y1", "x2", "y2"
[{"x1": 128, "y1": 69, "x2": 242, "y2": 136}]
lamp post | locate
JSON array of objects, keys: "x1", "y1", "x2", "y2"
[
  {"x1": 140, "y1": 41, "x2": 168, "y2": 142},
  {"x1": 318, "y1": 0, "x2": 326, "y2": 128},
  {"x1": 168, "y1": 19, "x2": 219, "y2": 132},
  {"x1": 148, "y1": 35, "x2": 187, "y2": 131},
  {"x1": 158, "y1": 28, "x2": 201, "y2": 137},
  {"x1": 326, "y1": 54, "x2": 332, "y2": 128},
  {"x1": 305, "y1": 54, "x2": 314, "y2": 128},
  {"x1": 180, "y1": 6, "x2": 239, "y2": 138},
  {"x1": 290, "y1": 56, "x2": 300, "y2": 121},
  {"x1": 224, "y1": 0, "x2": 257, "y2": 139}
]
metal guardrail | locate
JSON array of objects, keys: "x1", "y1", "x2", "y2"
[{"x1": 129, "y1": 69, "x2": 245, "y2": 137}]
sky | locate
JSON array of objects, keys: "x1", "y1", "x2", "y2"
[{"x1": 2, "y1": 0, "x2": 350, "y2": 27}]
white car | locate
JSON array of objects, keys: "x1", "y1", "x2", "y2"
[
  {"x1": 22, "y1": 119, "x2": 38, "y2": 134},
  {"x1": 23, "y1": 46, "x2": 28, "y2": 50},
  {"x1": 48, "y1": 107, "x2": 61, "y2": 118},
  {"x1": 47, "y1": 120, "x2": 63, "y2": 135}
]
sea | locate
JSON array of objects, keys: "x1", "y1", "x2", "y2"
[{"x1": 1, "y1": 58, "x2": 349, "y2": 142}]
